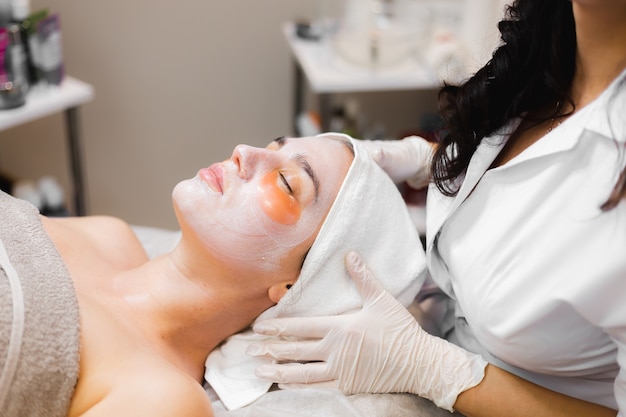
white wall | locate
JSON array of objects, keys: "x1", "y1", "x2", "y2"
[{"x1": 0, "y1": 0, "x2": 451, "y2": 229}]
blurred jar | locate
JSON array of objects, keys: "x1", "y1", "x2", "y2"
[{"x1": 332, "y1": 0, "x2": 415, "y2": 68}]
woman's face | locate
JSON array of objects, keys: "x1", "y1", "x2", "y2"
[{"x1": 172, "y1": 135, "x2": 353, "y2": 276}]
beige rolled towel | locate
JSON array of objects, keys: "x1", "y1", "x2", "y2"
[{"x1": 0, "y1": 190, "x2": 80, "y2": 417}]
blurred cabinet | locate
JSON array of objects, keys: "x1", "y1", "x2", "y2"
[{"x1": 283, "y1": 22, "x2": 442, "y2": 135}]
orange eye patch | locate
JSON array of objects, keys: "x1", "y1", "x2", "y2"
[{"x1": 258, "y1": 171, "x2": 301, "y2": 225}]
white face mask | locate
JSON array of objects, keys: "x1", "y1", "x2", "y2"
[{"x1": 172, "y1": 136, "x2": 353, "y2": 273}]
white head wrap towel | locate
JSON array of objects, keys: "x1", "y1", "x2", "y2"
[{"x1": 205, "y1": 133, "x2": 427, "y2": 410}]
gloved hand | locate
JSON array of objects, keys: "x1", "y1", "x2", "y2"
[
  {"x1": 247, "y1": 251, "x2": 487, "y2": 412},
  {"x1": 359, "y1": 136, "x2": 436, "y2": 189}
]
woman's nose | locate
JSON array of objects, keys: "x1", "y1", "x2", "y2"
[{"x1": 231, "y1": 144, "x2": 273, "y2": 179}]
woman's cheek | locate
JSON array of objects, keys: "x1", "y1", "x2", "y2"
[{"x1": 258, "y1": 172, "x2": 301, "y2": 225}]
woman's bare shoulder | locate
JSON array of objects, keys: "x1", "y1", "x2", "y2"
[
  {"x1": 43, "y1": 215, "x2": 149, "y2": 269},
  {"x1": 72, "y1": 364, "x2": 214, "y2": 417},
  {"x1": 45, "y1": 215, "x2": 133, "y2": 239}
]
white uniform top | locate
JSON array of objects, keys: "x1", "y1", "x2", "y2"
[{"x1": 425, "y1": 70, "x2": 626, "y2": 413}]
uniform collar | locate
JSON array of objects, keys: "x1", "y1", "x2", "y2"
[
  {"x1": 427, "y1": 68, "x2": 626, "y2": 251},
  {"x1": 425, "y1": 131, "x2": 508, "y2": 260},
  {"x1": 582, "y1": 69, "x2": 626, "y2": 142}
]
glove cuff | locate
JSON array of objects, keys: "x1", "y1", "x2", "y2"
[
  {"x1": 413, "y1": 335, "x2": 488, "y2": 412},
  {"x1": 401, "y1": 136, "x2": 434, "y2": 190},
  {"x1": 434, "y1": 351, "x2": 487, "y2": 412}
]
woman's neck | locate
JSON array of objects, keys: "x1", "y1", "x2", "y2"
[
  {"x1": 571, "y1": 2, "x2": 626, "y2": 107},
  {"x1": 112, "y1": 250, "x2": 273, "y2": 382}
]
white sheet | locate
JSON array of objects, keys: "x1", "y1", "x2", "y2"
[{"x1": 206, "y1": 385, "x2": 461, "y2": 417}]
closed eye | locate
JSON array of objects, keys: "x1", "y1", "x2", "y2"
[{"x1": 279, "y1": 172, "x2": 293, "y2": 194}]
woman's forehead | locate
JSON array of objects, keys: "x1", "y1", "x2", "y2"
[{"x1": 267, "y1": 135, "x2": 353, "y2": 156}]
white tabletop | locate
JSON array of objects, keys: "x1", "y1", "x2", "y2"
[
  {"x1": 0, "y1": 76, "x2": 95, "y2": 131},
  {"x1": 283, "y1": 22, "x2": 442, "y2": 94}
]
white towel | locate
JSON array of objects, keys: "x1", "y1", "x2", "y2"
[{"x1": 205, "y1": 134, "x2": 427, "y2": 410}]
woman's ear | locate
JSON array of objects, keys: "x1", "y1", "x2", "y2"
[{"x1": 268, "y1": 281, "x2": 294, "y2": 303}]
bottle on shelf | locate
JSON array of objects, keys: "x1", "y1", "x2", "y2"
[
  {"x1": 10, "y1": 0, "x2": 49, "y2": 87},
  {"x1": 6, "y1": 23, "x2": 29, "y2": 93},
  {"x1": 329, "y1": 98, "x2": 364, "y2": 138},
  {"x1": 0, "y1": 26, "x2": 26, "y2": 108}
]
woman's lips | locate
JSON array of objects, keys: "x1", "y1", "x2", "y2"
[{"x1": 199, "y1": 164, "x2": 224, "y2": 194}]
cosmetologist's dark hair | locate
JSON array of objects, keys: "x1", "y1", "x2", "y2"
[{"x1": 431, "y1": 0, "x2": 626, "y2": 210}]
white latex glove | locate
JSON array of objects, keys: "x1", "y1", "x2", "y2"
[
  {"x1": 359, "y1": 136, "x2": 435, "y2": 189},
  {"x1": 247, "y1": 251, "x2": 487, "y2": 412}
]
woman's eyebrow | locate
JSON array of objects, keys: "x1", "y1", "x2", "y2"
[
  {"x1": 294, "y1": 153, "x2": 319, "y2": 202},
  {"x1": 273, "y1": 137, "x2": 320, "y2": 202},
  {"x1": 273, "y1": 136, "x2": 287, "y2": 146}
]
